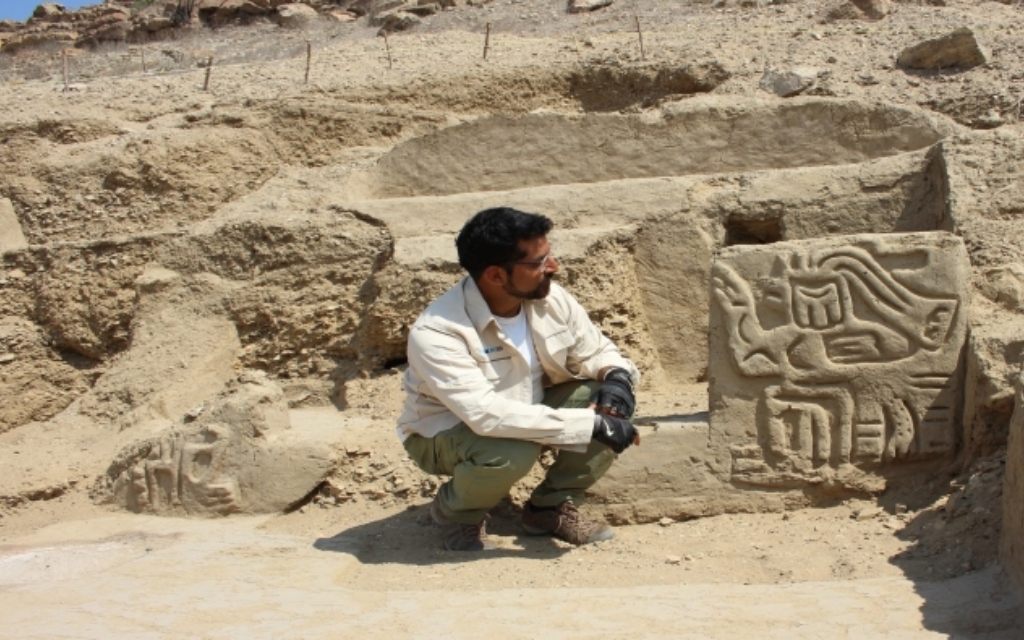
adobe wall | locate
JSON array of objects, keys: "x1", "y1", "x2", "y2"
[{"x1": 1002, "y1": 365, "x2": 1024, "y2": 592}]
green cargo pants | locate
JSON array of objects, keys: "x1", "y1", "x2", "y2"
[{"x1": 402, "y1": 380, "x2": 615, "y2": 525}]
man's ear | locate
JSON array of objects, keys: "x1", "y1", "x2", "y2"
[{"x1": 480, "y1": 264, "x2": 508, "y2": 287}]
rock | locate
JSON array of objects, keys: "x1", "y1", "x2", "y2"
[
  {"x1": 375, "y1": 11, "x2": 421, "y2": 34},
  {"x1": 569, "y1": 0, "x2": 613, "y2": 12},
  {"x1": 134, "y1": 266, "x2": 182, "y2": 295},
  {"x1": 276, "y1": 2, "x2": 318, "y2": 28},
  {"x1": 963, "y1": 323, "x2": 1024, "y2": 458},
  {"x1": 820, "y1": 0, "x2": 890, "y2": 22},
  {"x1": 32, "y1": 3, "x2": 67, "y2": 21},
  {"x1": 404, "y1": 3, "x2": 438, "y2": 16},
  {"x1": 240, "y1": 0, "x2": 273, "y2": 12},
  {"x1": 0, "y1": 198, "x2": 28, "y2": 254},
  {"x1": 139, "y1": 15, "x2": 175, "y2": 32},
  {"x1": 853, "y1": 507, "x2": 884, "y2": 521},
  {"x1": 979, "y1": 264, "x2": 1024, "y2": 314},
  {"x1": 325, "y1": 9, "x2": 357, "y2": 22},
  {"x1": 666, "y1": 555, "x2": 682, "y2": 564},
  {"x1": 897, "y1": 27, "x2": 988, "y2": 71},
  {"x1": 82, "y1": 20, "x2": 131, "y2": 44},
  {"x1": 1, "y1": 28, "x2": 77, "y2": 54},
  {"x1": 759, "y1": 67, "x2": 819, "y2": 97},
  {"x1": 658, "y1": 517, "x2": 675, "y2": 526}
]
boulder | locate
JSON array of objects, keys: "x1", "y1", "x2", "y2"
[
  {"x1": 374, "y1": 10, "x2": 421, "y2": 33},
  {"x1": 759, "y1": 67, "x2": 819, "y2": 97},
  {"x1": 31, "y1": 3, "x2": 67, "y2": 22},
  {"x1": 206, "y1": 0, "x2": 272, "y2": 23},
  {"x1": 367, "y1": 5, "x2": 408, "y2": 25},
  {"x1": 276, "y1": 2, "x2": 318, "y2": 28},
  {"x1": 820, "y1": 0, "x2": 891, "y2": 22},
  {"x1": 83, "y1": 20, "x2": 131, "y2": 44},
  {"x1": 897, "y1": 27, "x2": 989, "y2": 71}
]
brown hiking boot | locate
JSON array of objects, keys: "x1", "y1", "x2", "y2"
[
  {"x1": 430, "y1": 493, "x2": 496, "y2": 551},
  {"x1": 521, "y1": 501, "x2": 615, "y2": 545}
]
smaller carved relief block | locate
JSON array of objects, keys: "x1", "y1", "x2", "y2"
[
  {"x1": 103, "y1": 372, "x2": 333, "y2": 516},
  {"x1": 709, "y1": 233, "x2": 969, "y2": 485}
]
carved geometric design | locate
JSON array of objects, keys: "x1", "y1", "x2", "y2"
[{"x1": 709, "y1": 233, "x2": 969, "y2": 486}]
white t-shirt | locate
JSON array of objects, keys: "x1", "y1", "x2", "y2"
[{"x1": 494, "y1": 308, "x2": 544, "y2": 403}]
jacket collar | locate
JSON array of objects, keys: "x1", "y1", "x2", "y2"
[
  {"x1": 463, "y1": 276, "x2": 499, "y2": 335},
  {"x1": 463, "y1": 275, "x2": 549, "y2": 335}
]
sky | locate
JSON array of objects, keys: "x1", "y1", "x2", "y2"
[{"x1": 1, "y1": 1, "x2": 93, "y2": 22}]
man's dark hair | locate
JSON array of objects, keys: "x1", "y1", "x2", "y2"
[{"x1": 456, "y1": 207, "x2": 553, "y2": 279}]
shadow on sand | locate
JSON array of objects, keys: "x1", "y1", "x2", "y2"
[
  {"x1": 881, "y1": 455, "x2": 1024, "y2": 638},
  {"x1": 313, "y1": 502, "x2": 573, "y2": 565}
]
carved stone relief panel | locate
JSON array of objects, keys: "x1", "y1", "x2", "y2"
[
  {"x1": 103, "y1": 372, "x2": 334, "y2": 516},
  {"x1": 708, "y1": 232, "x2": 969, "y2": 487}
]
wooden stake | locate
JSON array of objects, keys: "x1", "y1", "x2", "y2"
[
  {"x1": 383, "y1": 31, "x2": 392, "y2": 70},
  {"x1": 304, "y1": 41, "x2": 312, "y2": 84},
  {"x1": 62, "y1": 49, "x2": 69, "y2": 91},
  {"x1": 483, "y1": 22, "x2": 491, "y2": 59},
  {"x1": 635, "y1": 15, "x2": 645, "y2": 61},
  {"x1": 203, "y1": 56, "x2": 213, "y2": 91}
]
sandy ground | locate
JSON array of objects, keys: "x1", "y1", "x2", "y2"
[{"x1": 1, "y1": 470, "x2": 1022, "y2": 639}]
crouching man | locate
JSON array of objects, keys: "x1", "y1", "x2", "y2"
[{"x1": 396, "y1": 207, "x2": 641, "y2": 551}]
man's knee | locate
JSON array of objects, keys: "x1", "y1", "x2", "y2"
[{"x1": 472, "y1": 438, "x2": 542, "y2": 482}]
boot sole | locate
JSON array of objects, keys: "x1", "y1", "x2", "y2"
[{"x1": 522, "y1": 522, "x2": 616, "y2": 543}]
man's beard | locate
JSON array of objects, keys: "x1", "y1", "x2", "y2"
[{"x1": 504, "y1": 273, "x2": 554, "y2": 300}]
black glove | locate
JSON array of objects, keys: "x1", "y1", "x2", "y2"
[
  {"x1": 592, "y1": 413, "x2": 638, "y2": 454},
  {"x1": 589, "y1": 367, "x2": 636, "y2": 418}
]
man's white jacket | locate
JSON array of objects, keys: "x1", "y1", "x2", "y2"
[{"x1": 396, "y1": 276, "x2": 640, "y2": 449}]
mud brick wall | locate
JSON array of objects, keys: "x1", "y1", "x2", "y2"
[{"x1": 1002, "y1": 365, "x2": 1024, "y2": 592}]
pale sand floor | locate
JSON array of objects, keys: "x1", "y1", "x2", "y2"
[{"x1": 1, "y1": 511, "x2": 1020, "y2": 639}]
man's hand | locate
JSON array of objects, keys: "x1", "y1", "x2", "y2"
[
  {"x1": 589, "y1": 367, "x2": 636, "y2": 418},
  {"x1": 592, "y1": 413, "x2": 639, "y2": 454}
]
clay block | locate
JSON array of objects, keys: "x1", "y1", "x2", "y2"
[
  {"x1": 1001, "y1": 364, "x2": 1024, "y2": 593},
  {"x1": 709, "y1": 232, "x2": 969, "y2": 486}
]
